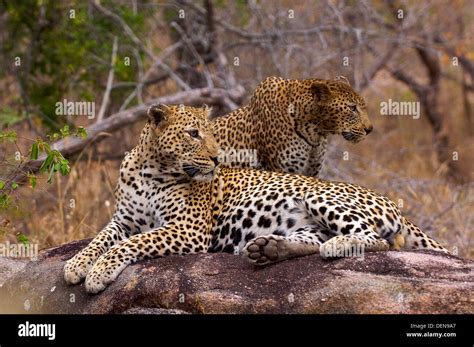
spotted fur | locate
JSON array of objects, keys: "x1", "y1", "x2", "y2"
[
  {"x1": 212, "y1": 76, "x2": 372, "y2": 176},
  {"x1": 64, "y1": 105, "x2": 448, "y2": 294}
]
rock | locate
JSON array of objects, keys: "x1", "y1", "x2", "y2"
[
  {"x1": 0, "y1": 257, "x2": 28, "y2": 287},
  {"x1": 122, "y1": 307, "x2": 189, "y2": 314},
  {"x1": 0, "y1": 239, "x2": 472, "y2": 314}
]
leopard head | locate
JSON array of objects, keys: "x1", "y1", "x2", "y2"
[
  {"x1": 144, "y1": 104, "x2": 220, "y2": 182},
  {"x1": 295, "y1": 76, "x2": 372, "y2": 145}
]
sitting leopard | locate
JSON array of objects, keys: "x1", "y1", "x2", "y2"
[
  {"x1": 64, "y1": 104, "x2": 448, "y2": 294},
  {"x1": 212, "y1": 76, "x2": 372, "y2": 176}
]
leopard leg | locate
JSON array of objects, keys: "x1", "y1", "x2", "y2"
[
  {"x1": 64, "y1": 218, "x2": 131, "y2": 284},
  {"x1": 85, "y1": 223, "x2": 209, "y2": 294},
  {"x1": 319, "y1": 232, "x2": 389, "y2": 259},
  {"x1": 243, "y1": 226, "x2": 326, "y2": 265}
]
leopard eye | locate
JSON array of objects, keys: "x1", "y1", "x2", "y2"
[
  {"x1": 348, "y1": 115, "x2": 358, "y2": 124},
  {"x1": 187, "y1": 129, "x2": 200, "y2": 139},
  {"x1": 349, "y1": 104, "x2": 357, "y2": 112}
]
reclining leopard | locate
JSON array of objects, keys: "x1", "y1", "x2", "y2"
[
  {"x1": 212, "y1": 76, "x2": 372, "y2": 176},
  {"x1": 64, "y1": 104, "x2": 447, "y2": 294}
]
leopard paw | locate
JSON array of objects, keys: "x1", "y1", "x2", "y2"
[
  {"x1": 64, "y1": 252, "x2": 95, "y2": 285},
  {"x1": 84, "y1": 252, "x2": 129, "y2": 294},
  {"x1": 243, "y1": 235, "x2": 288, "y2": 266}
]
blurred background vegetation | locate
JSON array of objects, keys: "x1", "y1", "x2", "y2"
[{"x1": 0, "y1": 0, "x2": 472, "y2": 257}]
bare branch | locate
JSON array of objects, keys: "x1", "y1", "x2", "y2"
[
  {"x1": 9, "y1": 85, "x2": 245, "y2": 187},
  {"x1": 359, "y1": 44, "x2": 398, "y2": 90},
  {"x1": 170, "y1": 21, "x2": 214, "y2": 88},
  {"x1": 434, "y1": 35, "x2": 474, "y2": 79},
  {"x1": 91, "y1": 0, "x2": 190, "y2": 91},
  {"x1": 96, "y1": 36, "x2": 118, "y2": 122},
  {"x1": 119, "y1": 42, "x2": 183, "y2": 111}
]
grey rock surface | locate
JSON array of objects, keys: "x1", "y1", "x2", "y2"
[{"x1": 0, "y1": 239, "x2": 472, "y2": 314}]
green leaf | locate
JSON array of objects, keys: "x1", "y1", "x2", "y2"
[
  {"x1": 0, "y1": 193, "x2": 11, "y2": 209},
  {"x1": 47, "y1": 163, "x2": 55, "y2": 183},
  {"x1": 59, "y1": 124, "x2": 70, "y2": 138},
  {"x1": 30, "y1": 143, "x2": 39, "y2": 160},
  {"x1": 75, "y1": 126, "x2": 87, "y2": 139},
  {"x1": 11, "y1": 182, "x2": 18, "y2": 190},
  {"x1": 59, "y1": 159, "x2": 70, "y2": 175},
  {"x1": 0, "y1": 181, "x2": 4, "y2": 190},
  {"x1": 0, "y1": 131, "x2": 17, "y2": 143},
  {"x1": 42, "y1": 142, "x2": 52, "y2": 153},
  {"x1": 29, "y1": 175, "x2": 37, "y2": 189},
  {"x1": 39, "y1": 153, "x2": 54, "y2": 173},
  {"x1": 16, "y1": 233, "x2": 29, "y2": 246},
  {"x1": 0, "y1": 107, "x2": 25, "y2": 127}
]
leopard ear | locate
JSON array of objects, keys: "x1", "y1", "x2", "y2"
[
  {"x1": 311, "y1": 83, "x2": 332, "y2": 103},
  {"x1": 147, "y1": 104, "x2": 170, "y2": 126},
  {"x1": 334, "y1": 75, "x2": 350, "y2": 86}
]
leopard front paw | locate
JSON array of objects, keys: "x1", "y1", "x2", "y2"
[
  {"x1": 84, "y1": 252, "x2": 129, "y2": 294},
  {"x1": 64, "y1": 252, "x2": 96, "y2": 285},
  {"x1": 85, "y1": 268, "x2": 110, "y2": 294}
]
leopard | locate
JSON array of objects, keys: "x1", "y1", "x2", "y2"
[
  {"x1": 64, "y1": 104, "x2": 448, "y2": 294},
  {"x1": 212, "y1": 76, "x2": 372, "y2": 176}
]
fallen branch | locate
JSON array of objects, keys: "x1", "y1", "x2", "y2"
[{"x1": 10, "y1": 85, "x2": 245, "y2": 186}]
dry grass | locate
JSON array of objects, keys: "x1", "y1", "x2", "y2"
[{"x1": 0, "y1": 124, "x2": 140, "y2": 248}]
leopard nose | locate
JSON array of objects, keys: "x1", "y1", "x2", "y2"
[
  {"x1": 210, "y1": 156, "x2": 219, "y2": 166},
  {"x1": 365, "y1": 125, "x2": 373, "y2": 134}
]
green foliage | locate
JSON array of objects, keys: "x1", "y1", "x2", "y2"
[
  {"x1": 37, "y1": 145, "x2": 70, "y2": 183},
  {"x1": 0, "y1": 193, "x2": 12, "y2": 209},
  {"x1": 0, "y1": 131, "x2": 17, "y2": 143},
  {"x1": 0, "y1": 125, "x2": 88, "y2": 211},
  {"x1": 46, "y1": 124, "x2": 88, "y2": 141},
  {"x1": 31, "y1": 125, "x2": 89, "y2": 183},
  {"x1": 162, "y1": 7, "x2": 178, "y2": 23},
  {"x1": 28, "y1": 175, "x2": 37, "y2": 189},
  {"x1": 30, "y1": 142, "x2": 39, "y2": 160},
  {"x1": 235, "y1": 0, "x2": 251, "y2": 26},
  {"x1": 1, "y1": 0, "x2": 150, "y2": 131},
  {"x1": 75, "y1": 126, "x2": 87, "y2": 139},
  {"x1": 0, "y1": 107, "x2": 26, "y2": 128},
  {"x1": 16, "y1": 233, "x2": 29, "y2": 246},
  {"x1": 0, "y1": 0, "x2": 149, "y2": 240}
]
